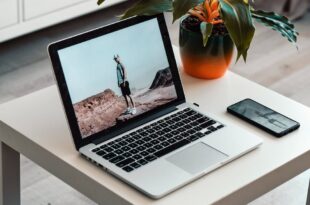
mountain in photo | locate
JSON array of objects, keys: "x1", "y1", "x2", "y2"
[{"x1": 149, "y1": 67, "x2": 173, "y2": 89}]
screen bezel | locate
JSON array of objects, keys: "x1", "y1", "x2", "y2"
[{"x1": 48, "y1": 14, "x2": 185, "y2": 150}]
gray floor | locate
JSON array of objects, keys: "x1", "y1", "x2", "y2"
[{"x1": 1, "y1": 2, "x2": 310, "y2": 204}]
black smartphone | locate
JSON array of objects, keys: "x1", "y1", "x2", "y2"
[{"x1": 227, "y1": 98, "x2": 300, "y2": 137}]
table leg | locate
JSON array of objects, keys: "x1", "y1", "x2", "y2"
[
  {"x1": 0, "y1": 142, "x2": 20, "y2": 205},
  {"x1": 307, "y1": 177, "x2": 310, "y2": 205}
]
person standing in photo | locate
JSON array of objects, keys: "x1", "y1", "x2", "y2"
[{"x1": 114, "y1": 55, "x2": 136, "y2": 115}]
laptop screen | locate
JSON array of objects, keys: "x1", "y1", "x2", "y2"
[{"x1": 57, "y1": 18, "x2": 178, "y2": 138}]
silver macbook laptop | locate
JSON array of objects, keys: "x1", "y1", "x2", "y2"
[{"x1": 48, "y1": 14, "x2": 262, "y2": 199}]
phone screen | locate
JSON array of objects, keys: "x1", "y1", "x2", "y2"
[{"x1": 228, "y1": 99, "x2": 299, "y2": 135}]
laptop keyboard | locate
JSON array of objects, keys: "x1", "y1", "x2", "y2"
[{"x1": 91, "y1": 108, "x2": 224, "y2": 172}]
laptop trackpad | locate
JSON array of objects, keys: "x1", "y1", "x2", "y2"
[{"x1": 166, "y1": 142, "x2": 228, "y2": 175}]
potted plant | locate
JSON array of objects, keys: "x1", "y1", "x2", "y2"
[{"x1": 97, "y1": 0, "x2": 298, "y2": 79}]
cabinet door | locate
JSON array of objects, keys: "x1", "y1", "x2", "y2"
[
  {"x1": 23, "y1": 0, "x2": 88, "y2": 20},
  {"x1": 0, "y1": 0, "x2": 18, "y2": 29}
]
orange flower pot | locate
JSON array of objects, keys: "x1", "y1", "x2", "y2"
[{"x1": 179, "y1": 20, "x2": 234, "y2": 79}]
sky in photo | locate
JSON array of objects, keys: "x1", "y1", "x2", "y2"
[{"x1": 58, "y1": 19, "x2": 170, "y2": 104}]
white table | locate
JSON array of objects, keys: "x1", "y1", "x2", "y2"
[{"x1": 1, "y1": 47, "x2": 310, "y2": 205}]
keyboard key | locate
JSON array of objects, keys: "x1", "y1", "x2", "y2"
[
  {"x1": 147, "y1": 129, "x2": 156, "y2": 133},
  {"x1": 146, "y1": 148, "x2": 156, "y2": 153},
  {"x1": 133, "y1": 135, "x2": 142, "y2": 140},
  {"x1": 157, "y1": 131, "x2": 165, "y2": 135},
  {"x1": 189, "y1": 116, "x2": 197, "y2": 121},
  {"x1": 205, "y1": 131, "x2": 212, "y2": 135},
  {"x1": 114, "y1": 149, "x2": 124, "y2": 155},
  {"x1": 194, "y1": 113, "x2": 204, "y2": 118},
  {"x1": 184, "y1": 124, "x2": 191, "y2": 129},
  {"x1": 154, "y1": 145, "x2": 163, "y2": 150},
  {"x1": 116, "y1": 158, "x2": 135, "y2": 167},
  {"x1": 163, "y1": 128, "x2": 172, "y2": 133},
  {"x1": 103, "y1": 147, "x2": 113, "y2": 152},
  {"x1": 188, "y1": 135, "x2": 199, "y2": 142},
  {"x1": 161, "y1": 141, "x2": 170, "y2": 147},
  {"x1": 190, "y1": 121, "x2": 199, "y2": 126},
  {"x1": 111, "y1": 144, "x2": 120, "y2": 149},
  {"x1": 102, "y1": 153, "x2": 117, "y2": 160},
  {"x1": 182, "y1": 119, "x2": 191, "y2": 124},
  {"x1": 129, "y1": 149, "x2": 138, "y2": 154},
  {"x1": 200, "y1": 120, "x2": 216, "y2": 128},
  {"x1": 145, "y1": 155, "x2": 157, "y2": 162},
  {"x1": 92, "y1": 148, "x2": 100, "y2": 152},
  {"x1": 100, "y1": 145, "x2": 107, "y2": 149},
  {"x1": 187, "y1": 129, "x2": 196, "y2": 134},
  {"x1": 208, "y1": 126, "x2": 217, "y2": 131},
  {"x1": 161, "y1": 123, "x2": 169, "y2": 128},
  {"x1": 217, "y1": 125, "x2": 224, "y2": 129},
  {"x1": 168, "y1": 138, "x2": 176, "y2": 144},
  {"x1": 197, "y1": 117, "x2": 209, "y2": 124},
  {"x1": 158, "y1": 136, "x2": 166, "y2": 141},
  {"x1": 122, "y1": 134, "x2": 131, "y2": 139},
  {"x1": 96, "y1": 150, "x2": 107, "y2": 156},
  {"x1": 135, "y1": 140, "x2": 144, "y2": 145},
  {"x1": 137, "y1": 146, "x2": 146, "y2": 151},
  {"x1": 140, "y1": 132, "x2": 149, "y2": 137},
  {"x1": 129, "y1": 131, "x2": 137, "y2": 136},
  {"x1": 144, "y1": 125, "x2": 151, "y2": 129},
  {"x1": 195, "y1": 132, "x2": 205, "y2": 138},
  {"x1": 177, "y1": 127, "x2": 186, "y2": 132},
  {"x1": 107, "y1": 141, "x2": 115, "y2": 146},
  {"x1": 185, "y1": 110, "x2": 196, "y2": 116},
  {"x1": 144, "y1": 143, "x2": 153, "y2": 148},
  {"x1": 149, "y1": 134, "x2": 158, "y2": 138},
  {"x1": 138, "y1": 159, "x2": 148, "y2": 165},
  {"x1": 126, "y1": 138, "x2": 135, "y2": 143},
  {"x1": 122, "y1": 152, "x2": 132, "y2": 158},
  {"x1": 140, "y1": 151, "x2": 149, "y2": 156},
  {"x1": 150, "y1": 139, "x2": 160, "y2": 145},
  {"x1": 154, "y1": 139, "x2": 190, "y2": 158},
  {"x1": 158, "y1": 119, "x2": 165, "y2": 124},
  {"x1": 119, "y1": 141, "x2": 128, "y2": 146},
  {"x1": 175, "y1": 135, "x2": 183, "y2": 141},
  {"x1": 110, "y1": 156, "x2": 125, "y2": 164},
  {"x1": 133, "y1": 154, "x2": 142, "y2": 160},
  {"x1": 164, "y1": 133, "x2": 173, "y2": 138},
  {"x1": 181, "y1": 132, "x2": 190, "y2": 137},
  {"x1": 123, "y1": 166, "x2": 134, "y2": 172},
  {"x1": 171, "y1": 130, "x2": 180, "y2": 135},
  {"x1": 122, "y1": 146, "x2": 130, "y2": 152},
  {"x1": 130, "y1": 162, "x2": 141, "y2": 169},
  {"x1": 128, "y1": 143, "x2": 138, "y2": 148},
  {"x1": 170, "y1": 125, "x2": 178, "y2": 130},
  {"x1": 143, "y1": 137, "x2": 151, "y2": 142}
]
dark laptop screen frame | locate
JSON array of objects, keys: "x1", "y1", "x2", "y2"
[{"x1": 48, "y1": 14, "x2": 185, "y2": 150}]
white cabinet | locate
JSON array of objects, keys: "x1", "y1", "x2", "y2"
[
  {"x1": 23, "y1": 0, "x2": 88, "y2": 20},
  {"x1": 0, "y1": 0, "x2": 18, "y2": 29},
  {"x1": 0, "y1": 0, "x2": 126, "y2": 42}
]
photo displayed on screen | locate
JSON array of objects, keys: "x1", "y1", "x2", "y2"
[{"x1": 58, "y1": 19, "x2": 178, "y2": 138}]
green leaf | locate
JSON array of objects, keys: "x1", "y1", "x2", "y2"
[
  {"x1": 121, "y1": 0, "x2": 172, "y2": 20},
  {"x1": 172, "y1": 0, "x2": 203, "y2": 22},
  {"x1": 200, "y1": 22, "x2": 213, "y2": 47},
  {"x1": 251, "y1": 10, "x2": 298, "y2": 46},
  {"x1": 219, "y1": 0, "x2": 255, "y2": 62},
  {"x1": 97, "y1": 0, "x2": 105, "y2": 5}
]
